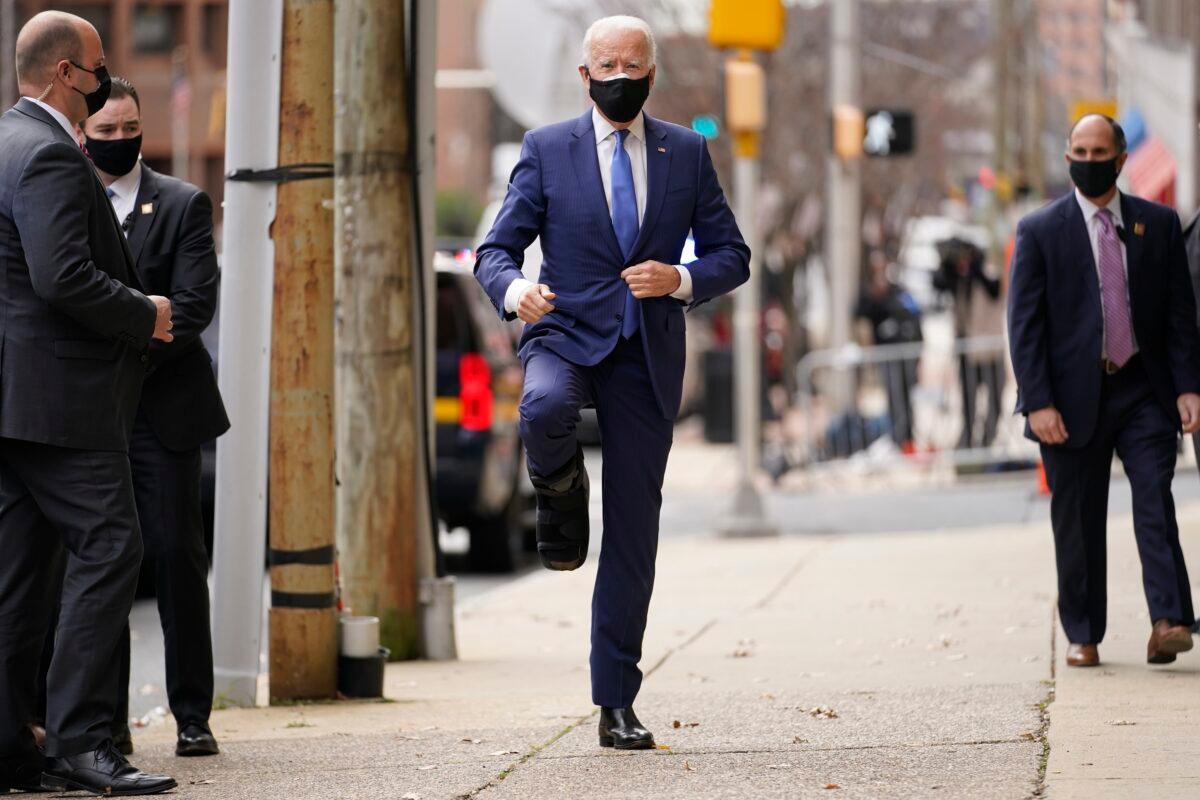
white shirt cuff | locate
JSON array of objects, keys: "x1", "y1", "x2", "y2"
[
  {"x1": 504, "y1": 278, "x2": 535, "y2": 314},
  {"x1": 670, "y1": 265, "x2": 694, "y2": 302}
]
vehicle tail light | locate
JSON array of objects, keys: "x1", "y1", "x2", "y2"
[{"x1": 459, "y1": 353, "x2": 493, "y2": 432}]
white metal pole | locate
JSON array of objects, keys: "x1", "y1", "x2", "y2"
[
  {"x1": 210, "y1": 0, "x2": 283, "y2": 708},
  {"x1": 718, "y1": 145, "x2": 778, "y2": 538}
]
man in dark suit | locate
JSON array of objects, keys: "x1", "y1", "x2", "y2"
[
  {"x1": 81, "y1": 77, "x2": 230, "y2": 758},
  {"x1": 0, "y1": 11, "x2": 176, "y2": 796},
  {"x1": 475, "y1": 16, "x2": 749, "y2": 750},
  {"x1": 1008, "y1": 114, "x2": 1200, "y2": 670}
]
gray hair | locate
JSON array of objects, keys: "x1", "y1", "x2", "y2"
[{"x1": 581, "y1": 15, "x2": 656, "y2": 69}]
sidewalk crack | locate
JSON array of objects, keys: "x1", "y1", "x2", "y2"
[{"x1": 456, "y1": 709, "x2": 597, "y2": 800}]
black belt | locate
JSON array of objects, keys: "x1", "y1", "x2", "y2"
[{"x1": 1100, "y1": 354, "x2": 1138, "y2": 375}]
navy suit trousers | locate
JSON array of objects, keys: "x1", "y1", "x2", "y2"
[
  {"x1": 1041, "y1": 358, "x2": 1195, "y2": 644},
  {"x1": 519, "y1": 335, "x2": 673, "y2": 708}
]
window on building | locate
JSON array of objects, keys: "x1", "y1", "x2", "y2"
[
  {"x1": 203, "y1": 5, "x2": 228, "y2": 62},
  {"x1": 132, "y1": 4, "x2": 181, "y2": 54}
]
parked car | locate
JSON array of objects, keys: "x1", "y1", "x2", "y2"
[{"x1": 434, "y1": 251, "x2": 534, "y2": 571}]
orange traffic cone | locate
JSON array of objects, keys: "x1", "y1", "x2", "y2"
[{"x1": 1036, "y1": 462, "x2": 1051, "y2": 496}]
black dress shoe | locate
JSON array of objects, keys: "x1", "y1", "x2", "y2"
[
  {"x1": 41, "y1": 740, "x2": 176, "y2": 796},
  {"x1": 0, "y1": 748, "x2": 46, "y2": 793},
  {"x1": 176, "y1": 722, "x2": 220, "y2": 757},
  {"x1": 530, "y1": 446, "x2": 590, "y2": 571},
  {"x1": 112, "y1": 725, "x2": 134, "y2": 756},
  {"x1": 598, "y1": 706, "x2": 655, "y2": 750}
]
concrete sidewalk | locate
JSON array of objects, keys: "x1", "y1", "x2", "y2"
[{"x1": 122, "y1": 500, "x2": 1199, "y2": 799}]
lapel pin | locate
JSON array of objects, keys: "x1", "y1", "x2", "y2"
[
  {"x1": 657, "y1": 146, "x2": 667, "y2": 153},
  {"x1": 1133, "y1": 222, "x2": 1145, "y2": 236},
  {"x1": 141, "y1": 202, "x2": 154, "y2": 215}
]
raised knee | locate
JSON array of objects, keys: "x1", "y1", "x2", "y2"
[{"x1": 520, "y1": 390, "x2": 578, "y2": 442}]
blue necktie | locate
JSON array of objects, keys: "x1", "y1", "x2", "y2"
[{"x1": 610, "y1": 129, "x2": 640, "y2": 338}]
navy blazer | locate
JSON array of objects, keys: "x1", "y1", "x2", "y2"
[
  {"x1": 474, "y1": 110, "x2": 750, "y2": 419},
  {"x1": 0, "y1": 99, "x2": 156, "y2": 451},
  {"x1": 126, "y1": 165, "x2": 230, "y2": 451},
  {"x1": 1007, "y1": 191, "x2": 1200, "y2": 448}
]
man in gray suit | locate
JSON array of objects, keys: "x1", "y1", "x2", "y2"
[{"x1": 0, "y1": 11, "x2": 176, "y2": 796}]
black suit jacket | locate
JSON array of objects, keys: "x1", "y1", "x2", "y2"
[
  {"x1": 0, "y1": 99, "x2": 156, "y2": 451},
  {"x1": 1008, "y1": 191, "x2": 1200, "y2": 449},
  {"x1": 124, "y1": 164, "x2": 230, "y2": 451}
]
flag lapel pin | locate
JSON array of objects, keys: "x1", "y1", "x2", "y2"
[
  {"x1": 141, "y1": 203, "x2": 154, "y2": 215},
  {"x1": 657, "y1": 146, "x2": 667, "y2": 153}
]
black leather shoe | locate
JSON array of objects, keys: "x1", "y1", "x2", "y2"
[
  {"x1": 112, "y1": 725, "x2": 134, "y2": 756},
  {"x1": 0, "y1": 747, "x2": 46, "y2": 793},
  {"x1": 176, "y1": 722, "x2": 219, "y2": 757},
  {"x1": 41, "y1": 740, "x2": 176, "y2": 796},
  {"x1": 598, "y1": 706, "x2": 655, "y2": 750},
  {"x1": 530, "y1": 446, "x2": 590, "y2": 571}
]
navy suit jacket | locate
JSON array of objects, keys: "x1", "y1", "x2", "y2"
[
  {"x1": 1007, "y1": 191, "x2": 1200, "y2": 449},
  {"x1": 474, "y1": 110, "x2": 750, "y2": 419}
]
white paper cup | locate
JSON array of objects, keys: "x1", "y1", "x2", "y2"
[{"x1": 339, "y1": 615, "x2": 381, "y2": 658}]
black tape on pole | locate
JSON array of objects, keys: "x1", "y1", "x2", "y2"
[
  {"x1": 270, "y1": 590, "x2": 337, "y2": 610},
  {"x1": 269, "y1": 544, "x2": 335, "y2": 567},
  {"x1": 226, "y1": 162, "x2": 334, "y2": 184}
]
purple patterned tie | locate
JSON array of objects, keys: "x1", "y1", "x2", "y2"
[{"x1": 1096, "y1": 208, "x2": 1134, "y2": 367}]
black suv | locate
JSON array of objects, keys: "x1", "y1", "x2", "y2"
[{"x1": 434, "y1": 251, "x2": 533, "y2": 571}]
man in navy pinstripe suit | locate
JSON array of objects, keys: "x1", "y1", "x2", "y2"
[{"x1": 475, "y1": 15, "x2": 749, "y2": 750}]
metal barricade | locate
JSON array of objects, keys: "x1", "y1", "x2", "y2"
[{"x1": 789, "y1": 334, "x2": 1039, "y2": 472}]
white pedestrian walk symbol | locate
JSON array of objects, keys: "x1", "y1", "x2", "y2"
[{"x1": 865, "y1": 111, "x2": 896, "y2": 156}]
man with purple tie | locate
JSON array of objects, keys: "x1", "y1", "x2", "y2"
[
  {"x1": 474, "y1": 16, "x2": 749, "y2": 750},
  {"x1": 1008, "y1": 114, "x2": 1200, "y2": 670}
]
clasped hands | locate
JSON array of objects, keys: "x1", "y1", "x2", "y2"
[
  {"x1": 1030, "y1": 392, "x2": 1200, "y2": 445},
  {"x1": 515, "y1": 260, "x2": 680, "y2": 325}
]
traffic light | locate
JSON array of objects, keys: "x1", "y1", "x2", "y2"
[
  {"x1": 725, "y1": 59, "x2": 766, "y2": 134},
  {"x1": 709, "y1": 0, "x2": 786, "y2": 52},
  {"x1": 832, "y1": 105, "x2": 865, "y2": 160}
]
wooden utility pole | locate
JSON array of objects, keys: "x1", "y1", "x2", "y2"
[
  {"x1": 334, "y1": 0, "x2": 429, "y2": 660},
  {"x1": 268, "y1": 0, "x2": 338, "y2": 701}
]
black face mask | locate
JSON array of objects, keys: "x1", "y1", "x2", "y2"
[
  {"x1": 587, "y1": 70, "x2": 651, "y2": 124},
  {"x1": 1069, "y1": 156, "x2": 1120, "y2": 199},
  {"x1": 69, "y1": 61, "x2": 112, "y2": 118},
  {"x1": 86, "y1": 134, "x2": 142, "y2": 176}
]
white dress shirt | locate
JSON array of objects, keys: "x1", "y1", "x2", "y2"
[
  {"x1": 24, "y1": 97, "x2": 77, "y2": 142},
  {"x1": 105, "y1": 162, "x2": 144, "y2": 237},
  {"x1": 1075, "y1": 188, "x2": 1138, "y2": 358},
  {"x1": 503, "y1": 106, "x2": 694, "y2": 314}
]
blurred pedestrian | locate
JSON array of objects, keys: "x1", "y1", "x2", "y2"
[
  {"x1": 1008, "y1": 114, "x2": 1200, "y2": 669},
  {"x1": 935, "y1": 238, "x2": 1005, "y2": 448},
  {"x1": 81, "y1": 77, "x2": 229, "y2": 758},
  {"x1": 474, "y1": 15, "x2": 749, "y2": 751},
  {"x1": 854, "y1": 252, "x2": 922, "y2": 449},
  {"x1": 0, "y1": 11, "x2": 175, "y2": 796}
]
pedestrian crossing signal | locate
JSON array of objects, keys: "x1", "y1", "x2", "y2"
[
  {"x1": 863, "y1": 109, "x2": 915, "y2": 157},
  {"x1": 708, "y1": 0, "x2": 785, "y2": 52}
]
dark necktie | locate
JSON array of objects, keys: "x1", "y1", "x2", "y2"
[
  {"x1": 106, "y1": 187, "x2": 135, "y2": 235},
  {"x1": 610, "y1": 129, "x2": 640, "y2": 338}
]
